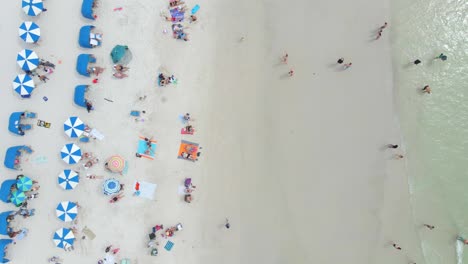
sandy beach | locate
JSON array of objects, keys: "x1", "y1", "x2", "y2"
[{"x1": 0, "y1": 0, "x2": 429, "y2": 263}]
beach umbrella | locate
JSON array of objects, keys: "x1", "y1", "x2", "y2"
[
  {"x1": 110, "y1": 45, "x2": 132, "y2": 64},
  {"x1": 103, "y1": 178, "x2": 121, "y2": 195},
  {"x1": 57, "y1": 170, "x2": 79, "y2": 190},
  {"x1": 60, "y1": 143, "x2": 82, "y2": 164},
  {"x1": 10, "y1": 190, "x2": 26, "y2": 206},
  {"x1": 106, "y1": 155, "x2": 126, "y2": 173},
  {"x1": 53, "y1": 228, "x2": 75, "y2": 249},
  {"x1": 17, "y1": 49, "x2": 39, "y2": 71},
  {"x1": 63, "y1": 117, "x2": 85, "y2": 138},
  {"x1": 16, "y1": 176, "x2": 33, "y2": 192},
  {"x1": 55, "y1": 201, "x2": 78, "y2": 222},
  {"x1": 18, "y1": 21, "x2": 41, "y2": 43},
  {"x1": 22, "y1": 0, "x2": 44, "y2": 16},
  {"x1": 12, "y1": 74, "x2": 35, "y2": 97}
]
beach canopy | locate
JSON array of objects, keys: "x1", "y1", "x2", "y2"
[
  {"x1": 8, "y1": 112, "x2": 24, "y2": 136},
  {"x1": 53, "y1": 228, "x2": 75, "y2": 249},
  {"x1": 16, "y1": 176, "x2": 33, "y2": 192},
  {"x1": 0, "y1": 239, "x2": 13, "y2": 263},
  {"x1": 0, "y1": 211, "x2": 14, "y2": 236},
  {"x1": 22, "y1": 0, "x2": 43, "y2": 16},
  {"x1": 103, "y1": 178, "x2": 121, "y2": 195},
  {"x1": 79, "y1": 25, "x2": 95, "y2": 48},
  {"x1": 0, "y1": 180, "x2": 16, "y2": 203},
  {"x1": 60, "y1": 143, "x2": 82, "y2": 164},
  {"x1": 18, "y1": 21, "x2": 41, "y2": 43},
  {"x1": 64, "y1": 116, "x2": 85, "y2": 138},
  {"x1": 17, "y1": 49, "x2": 39, "y2": 72},
  {"x1": 58, "y1": 170, "x2": 80, "y2": 190},
  {"x1": 4, "y1": 146, "x2": 32, "y2": 170},
  {"x1": 74, "y1": 85, "x2": 87, "y2": 108},
  {"x1": 106, "y1": 155, "x2": 126, "y2": 173},
  {"x1": 81, "y1": 0, "x2": 95, "y2": 20},
  {"x1": 10, "y1": 190, "x2": 25, "y2": 207},
  {"x1": 12, "y1": 74, "x2": 35, "y2": 98},
  {"x1": 76, "y1": 54, "x2": 95, "y2": 77},
  {"x1": 110, "y1": 45, "x2": 131, "y2": 64},
  {"x1": 56, "y1": 201, "x2": 78, "y2": 222}
]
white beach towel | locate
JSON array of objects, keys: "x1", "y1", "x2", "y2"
[
  {"x1": 134, "y1": 181, "x2": 157, "y2": 200},
  {"x1": 90, "y1": 128, "x2": 104, "y2": 140},
  {"x1": 178, "y1": 185, "x2": 187, "y2": 195}
]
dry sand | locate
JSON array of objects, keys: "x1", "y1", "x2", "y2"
[{"x1": 0, "y1": 0, "x2": 425, "y2": 263}]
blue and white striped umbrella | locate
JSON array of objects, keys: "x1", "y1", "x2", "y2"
[
  {"x1": 58, "y1": 170, "x2": 79, "y2": 190},
  {"x1": 18, "y1": 21, "x2": 41, "y2": 43},
  {"x1": 17, "y1": 49, "x2": 39, "y2": 71},
  {"x1": 12, "y1": 74, "x2": 35, "y2": 96},
  {"x1": 55, "y1": 201, "x2": 78, "y2": 222},
  {"x1": 53, "y1": 228, "x2": 75, "y2": 249},
  {"x1": 64, "y1": 117, "x2": 85, "y2": 138},
  {"x1": 103, "y1": 178, "x2": 121, "y2": 196},
  {"x1": 60, "y1": 143, "x2": 82, "y2": 164},
  {"x1": 22, "y1": 0, "x2": 44, "y2": 17}
]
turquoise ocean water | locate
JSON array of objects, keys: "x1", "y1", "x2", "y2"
[{"x1": 392, "y1": 0, "x2": 467, "y2": 262}]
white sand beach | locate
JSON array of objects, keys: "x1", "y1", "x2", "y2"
[{"x1": 0, "y1": 0, "x2": 426, "y2": 263}]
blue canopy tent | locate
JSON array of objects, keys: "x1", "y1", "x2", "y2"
[
  {"x1": 79, "y1": 25, "x2": 97, "y2": 48},
  {"x1": 0, "y1": 180, "x2": 16, "y2": 203},
  {"x1": 0, "y1": 211, "x2": 14, "y2": 235},
  {"x1": 8, "y1": 112, "x2": 23, "y2": 136},
  {"x1": 74, "y1": 85, "x2": 87, "y2": 108},
  {"x1": 76, "y1": 54, "x2": 95, "y2": 77},
  {"x1": 0, "y1": 239, "x2": 12, "y2": 263},
  {"x1": 4, "y1": 146, "x2": 33, "y2": 170},
  {"x1": 81, "y1": 0, "x2": 95, "y2": 20}
]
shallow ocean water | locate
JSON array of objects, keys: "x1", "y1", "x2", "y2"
[{"x1": 391, "y1": 0, "x2": 468, "y2": 262}]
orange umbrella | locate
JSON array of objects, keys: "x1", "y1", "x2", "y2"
[{"x1": 106, "y1": 155, "x2": 125, "y2": 173}]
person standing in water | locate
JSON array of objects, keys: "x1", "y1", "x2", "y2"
[{"x1": 422, "y1": 85, "x2": 431, "y2": 94}]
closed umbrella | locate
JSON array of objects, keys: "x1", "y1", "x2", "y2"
[
  {"x1": 17, "y1": 49, "x2": 39, "y2": 71},
  {"x1": 63, "y1": 117, "x2": 85, "y2": 138},
  {"x1": 60, "y1": 143, "x2": 82, "y2": 164},
  {"x1": 55, "y1": 201, "x2": 78, "y2": 222},
  {"x1": 57, "y1": 170, "x2": 79, "y2": 190},
  {"x1": 18, "y1": 21, "x2": 41, "y2": 43},
  {"x1": 12, "y1": 74, "x2": 35, "y2": 97}
]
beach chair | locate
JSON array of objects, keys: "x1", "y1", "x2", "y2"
[
  {"x1": 37, "y1": 120, "x2": 51, "y2": 128},
  {"x1": 120, "y1": 259, "x2": 130, "y2": 264},
  {"x1": 25, "y1": 112, "x2": 36, "y2": 118},
  {"x1": 19, "y1": 124, "x2": 32, "y2": 130},
  {"x1": 164, "y1": 241, "x2": 174, "y2": 251}
]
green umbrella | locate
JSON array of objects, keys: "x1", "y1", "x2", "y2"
[
  {"x1": 10, "y1": 190, "x2": 26, "y2": 206},
  {"x1": 110, "y1": 45, "x2": 131, "y2": 64},
  {"x1": 16, "y1": 176, "x2": 33, "y2": 192}
]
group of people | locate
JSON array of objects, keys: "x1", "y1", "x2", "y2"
[
  {"x1": 82, "y1": 152, "x2": 99, "y2": 170},
  {"x1": 25, "y1": 59, "x2": 56, "y2": 86},
  {"x1": 183, "y1": 178, "x2": 196, "y2": 203},
  {"x1": 158, "y1": 72, "x2": 176, "y2": 86}
]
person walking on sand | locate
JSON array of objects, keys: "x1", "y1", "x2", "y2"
[
  {"x1": 343, "y1": 62, "x2": 352, "y2": 69},
  {"x1": 337, "y1": 57, "x2": 344, "y2": 64},
  {"x1": 225, "y1": 218, "x2": 230, "y2": 229},
  {"x1": 282, "y1": 53, "x2": 289, "y2": 64},
  {"x1": 288, "y1": 69, "x2": 294, "y2": 77},
  {"x1": 392, "y1": 243, "x2": 402, "y2": 250},
  {"x1": 423, "y1": 224, "x2": 435, "y2": 230},
  {"x1": 387, "y1": 144, "x2": 398, "y2": 149},
  {"x1": 422, "y1": 85, "x2": 431, "y2": 94}
]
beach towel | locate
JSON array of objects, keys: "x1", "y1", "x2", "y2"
[
  {"x1": 165, "y1": 240, "x2": 174, "y2": 251},
  {"x1": 170, "y1": 8, "x2": 185, "y2": 22},
  {"x1": 90, "y1": 128, "x2": 104, "y2": 140},
  {"x1": 181, "y1": 127, "x2": 194, "y2": 135},
  {"x1": 191, "y1": 4, "x2": 200, "y2": 15},
  {"x1": 134, "y1": 181, "x2": 157, "y2": 200},
  {"x1": 178, "y1": 185, "x2": 188, "y2": 195},
  {"x1": 82, "y1": 226, "x2": 96, "y2": 240},
  {"x1": 137, "y1": 137, "x2": 157, "y2": 160}
]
